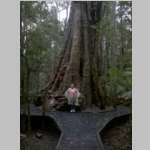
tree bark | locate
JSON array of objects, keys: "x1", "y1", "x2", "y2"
[{"x1": 45, "y1": 1, "x2": 105, "y2": 108}]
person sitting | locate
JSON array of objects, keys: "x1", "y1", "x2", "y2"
[{"x1": 65, "y1": 83, "x2": 80, "y2": 112}]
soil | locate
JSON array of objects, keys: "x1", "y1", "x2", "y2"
[
  {"x1": 101, "y1": 116, "x2": 132, "y2": 150},
  {"x1": 20, "y1": 130, "x2": 60, "y2": 150}
]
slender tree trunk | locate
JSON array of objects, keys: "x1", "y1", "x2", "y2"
[{"x1": 111, "y1": 1, "x2": 117, "y2": 67}]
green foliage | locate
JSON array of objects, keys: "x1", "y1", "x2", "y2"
[
  {"x1": 20, "y1": 1, "x2": 66, "y2": 104},
  {"x1": 95, "y1": 1, "x2": 132, "y2": 107},
  {"x1": 20, "y1": 1, "x2": 132, "y2": 108},
  {"x1": 105, "y1": 66, "x2": 131, "y2": 97}
]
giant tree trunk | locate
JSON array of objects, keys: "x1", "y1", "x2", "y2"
[{"x1": 45, "y1": 1, "x2": 105, "y2": 108}]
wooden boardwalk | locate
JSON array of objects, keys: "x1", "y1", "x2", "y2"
[{"x1": 21, "y1": 105, "x2": 130, "y2": 150}]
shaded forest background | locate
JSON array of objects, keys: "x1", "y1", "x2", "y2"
[
  {"x1": 20, "y1": 1, "x2": 132, "y2": 108},
  {"x1": 20, "y1": 1, "x2": 132, "y2": 150}
]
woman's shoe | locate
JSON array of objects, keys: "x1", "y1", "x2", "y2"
[{"x1": 70, "y1": 109, "x2": 76, "y2": 112}]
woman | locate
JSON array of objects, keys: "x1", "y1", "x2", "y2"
[{"x1": 65, "y1": 83, "x2": 80, "y2": 112}]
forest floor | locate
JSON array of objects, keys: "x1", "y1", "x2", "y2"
[
  {"x1": 21, "y1": 118, "x2": 131, "y2": 150},
  {"x1": 101, "y1": 117, "x2": 132, "y2": 150},
  {"x1": 20, "y1": 130, "x2": 59, "y2": 150}
]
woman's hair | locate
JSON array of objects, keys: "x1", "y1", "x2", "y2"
[{"x1": 70, "y1": 83, "x2": 75, "y2": 87}]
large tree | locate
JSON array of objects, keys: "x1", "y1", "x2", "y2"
[{"x1": 44, "y1": 1, "x2": 106, "y2": 108}]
